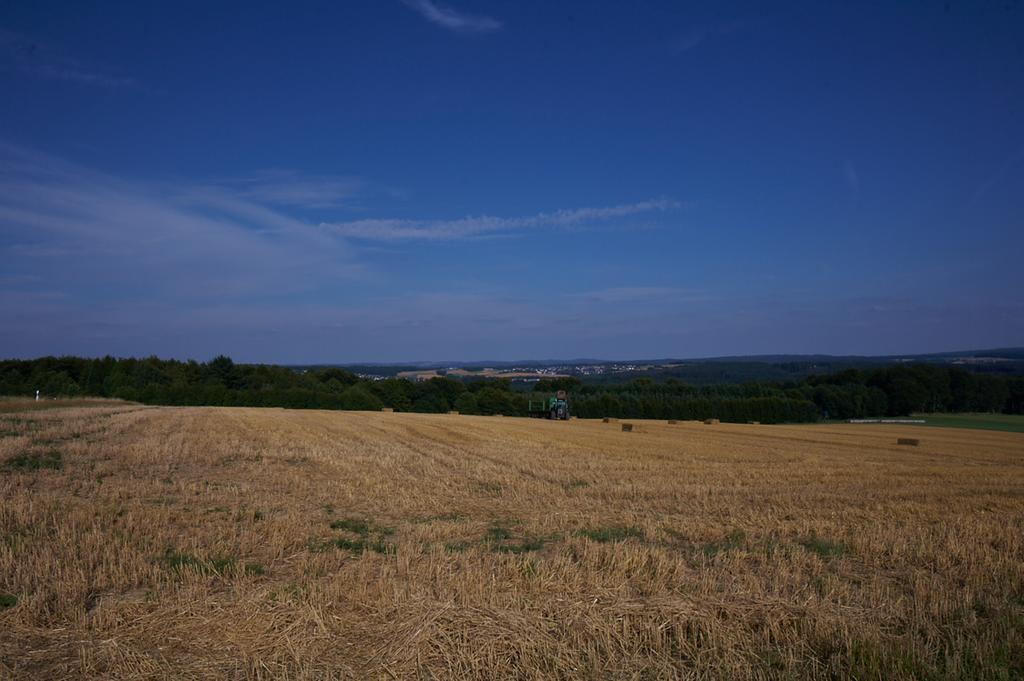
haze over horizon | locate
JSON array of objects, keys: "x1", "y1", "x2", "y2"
[{"x1": 2, "y1": 1, "x2": 1022, "y2": 363}]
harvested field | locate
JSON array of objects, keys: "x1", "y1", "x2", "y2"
[
  {"x1": 0, "y1": 397, "x2": 128, "y2": 414},
  {"x1": 1, "y1": 406, "x2": 1023, "y2": 679}
]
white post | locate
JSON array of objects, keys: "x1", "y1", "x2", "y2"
[{"x1": 35, "y1": 389, "x2": 40, "y2": 401}]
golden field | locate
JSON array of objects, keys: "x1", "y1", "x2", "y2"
[{"x1": 1, "y1": 404, "x2": 1022, "y2": 680}]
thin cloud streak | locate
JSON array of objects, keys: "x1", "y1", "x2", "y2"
[
  {"x1": 321, "y1": 198, "x2": 680, "y2": 241},
  {"x1": 401, "y1": 0, "x2": 503, "y2": 33},
  {"x1": 569, "y1": 287, "x2": 716, "y2": 304},
  {"x1": 670, "y1": 28, "x2": 710, "y2": 54},
  {"x1": 213, "y1": 171, "x2": 364, "y2": 208},
  {"x1": 0, "y1": 143, "x2": 357, "y2": 303}
]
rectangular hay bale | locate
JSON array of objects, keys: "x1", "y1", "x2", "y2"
[
  {"x1": 704, "y1": 418, "x2": 720, "y2": 425},
  {"x1": 621, "y1": 423, "x2": 633, "y2": 432},
  {"x1": 897, "y1": 438, "x2": 920, "y2": 446}
]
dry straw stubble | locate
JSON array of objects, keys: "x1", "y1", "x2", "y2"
[{"x1": 1, "y1": 405, "x2": 1022, "y2": 679}]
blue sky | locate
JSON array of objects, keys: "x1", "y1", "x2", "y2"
[{"x1": 1, "y1": 1, "x2": 1022, "y2": 362}]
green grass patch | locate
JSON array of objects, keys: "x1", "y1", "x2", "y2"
[
  {"x1": 486, "y1": 523, "x2": 513, "y2": 542},
  {"x1": 495, "y1": 537, "x2": 546, "y2": 554},
  {"x1": 161, "y1": 549, "x2": 206, "y2": 572},
  {"x1": 798, "y1": 534, "x2": 847, "y2": 559},
  {"x1": 2, "y1": 449, "x2": 62, "y2": 472},
  {"x1": 444, "y1": 541, "x2": 471, "y2": 553},
  {"x1": 0, "y1": 592, "x2": 17, "y2": 609},
  {"x1": 320, "y1": 516, "x2": 395, "y2": 554},
  {"x1": 910, "y1": 412, "x2": 1024, "y2": 433},
  {"x1": 243, "y1": 563, "x2": 265, "y2": 576},
  {"x1": 663, "y1": 527, "x2": 689, "y2": 542},
  {"x1": 826, "y1": 639, "x2": 918, "y2": 680},
  {"x1": 330, "y1": 518, "x2": 370, "y2": 535},
  {"x1": 703, "y1": 529, "x2": 746, "y2": 558},
  {"x1": 564, "y1": 479, "x2": 589, "y2": 489},
  {"x1": 330, "y1": 537, "x2": 391, "y2": 554},
  {"x1": 483, "y1": 522, "x2": 546, "y2": 554},
  {"x1": 576, "y1": 525, "x2": 644, "y2": 543},
  {"x1": 161, "y1": 549, "x2": 238, "y2": 575}
]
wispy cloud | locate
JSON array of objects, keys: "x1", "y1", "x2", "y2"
[
  {"x1": 1, "y1": 146, "x2": 1018, "y2": 363},
  {"x1": 0, "y1": 146, "x2": 705, "y2": 361},
  {"x1": 0, "y1": 28, "x2": 136, "y2": 88},
  {"x1": 401, "y1": 0, "x2": 503, "y2": 34},
  {"x1": 0, "y1": 142, "x2": 356, "y2": 305},
  {"x1": 213, "y1": 170, "x2": 364, "y2": 209},
  {"x1": 568, "y1": 287, "x2": 715, "y2": 304},
  {"x1": 670, "y1": 28, "x2": 711, "y2": 54},
  {"x1": 321, "y1": 198, "x2": 680, "y2": 241}
]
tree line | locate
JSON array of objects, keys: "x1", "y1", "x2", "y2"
[
  {"x1": 545, "y1": 362, "x2": 1023, "y2": 420},
  {"x1": 1, "y1": 356, "x2": 1021, "y2": 423}
]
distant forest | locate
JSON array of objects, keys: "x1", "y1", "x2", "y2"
[{"x1": 1, "y1": 356, "x2": 1022, "y2": 423}]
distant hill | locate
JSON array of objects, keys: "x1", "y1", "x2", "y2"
[{"x1": 296, "y1": 347, "x2": 1024, "y2": 385}]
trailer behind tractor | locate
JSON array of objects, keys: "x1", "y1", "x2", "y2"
[{"x1": 527, "y1": 390, "x2": 570, "y2": 420}]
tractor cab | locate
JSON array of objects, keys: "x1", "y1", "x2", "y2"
[{"x1": 528, "y1": 390, "x2": 570, "y2": 420}]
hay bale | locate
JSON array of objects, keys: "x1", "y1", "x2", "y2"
[
  {"x1": 381, "y1": 407, "x2": 394, "y2": 413},
  {"x1": 448, "y1": 410, "x2": 459, "y2": 415},
  {"x1": 602, "y1": 417, "x2": 617, "y2": 423},
  {"x1": 704, "y1": 418, "x2": 720, "y2": 425},
  {"x1": 621, "y1": 423, "x2": 633, "y2": 432},
  {"x1": 897, "y1": 438, "x2": 920, "y2": 446},
  {"x1": 748, "y1": 421, "x2": 760, "y2": 425},
  {"x1": 667, "y1": 419, "x2": 678, "y2": 424}
]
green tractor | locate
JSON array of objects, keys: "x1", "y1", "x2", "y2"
[{"x1": 528, "y1": 390, "x2": 570, "y2": 420}]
